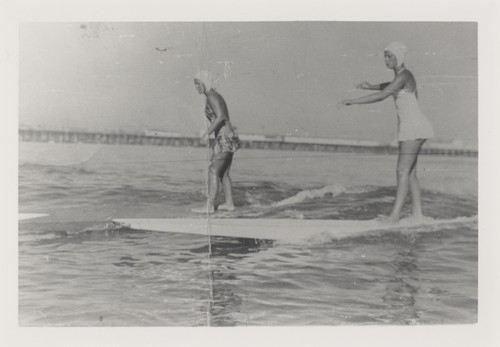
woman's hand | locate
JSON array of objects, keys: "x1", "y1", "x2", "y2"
[
  {"x1": 337, "y1": 99, "x2": 353, "y2": 109},
  {"x1": 355, "y1": 81, "x2": 372, "y2": 90},
  {"x1": 200, "y1": 132, "x2": 209, "y2": 145}
]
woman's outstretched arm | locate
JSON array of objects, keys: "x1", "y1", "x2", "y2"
[
  {"x1": 338, "y1": 73, "x2": 407, "y2": 107},
  {"x1": 356, "y1": 81, "x2": 391, "y2": 91}
]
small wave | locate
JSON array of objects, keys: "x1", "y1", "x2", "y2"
[
  {"x1": 55, "y1": 221, "x2": 147, "y2": 242},
  {"x1": 274, "y1": 215, "x2": 478, "y2": 246},
  {"x1": 19, "y1": 162, "x2": 96, "y2": 175},
  {"x1": 19, "y1": 221, "x2": 124, "y2": 245},
  {"x1": 79, "y1": 221, "x2": 120, "y2": 233},
  {"x1": 272, "y1": 184, "x2": 376, "y2": 207}
]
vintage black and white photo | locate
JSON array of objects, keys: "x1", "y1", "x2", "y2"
[{"x1": 17, "y1": 21, "x2": 479, "y2": 328}]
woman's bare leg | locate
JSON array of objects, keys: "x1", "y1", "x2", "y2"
[
  {"x1": 408, "y1": 145, "x2": 425, "y2": 220},
  {"x1": 218, "y1": 155, "x2": 235, "y2": 211},
  {"x1": 192, "y1": 155, "x2": 229, "y2": 213},
  {"x1": 386, "y1": 139, "x2": 425, "y2": 223}
]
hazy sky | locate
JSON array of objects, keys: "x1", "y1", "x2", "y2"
[{"x1": 19, "y1": 22, "x2": 477, "y2": 145}]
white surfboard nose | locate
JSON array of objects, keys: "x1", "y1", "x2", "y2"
[{"x1": 18, "y1": 213, "x2": 49, "y2": 221}]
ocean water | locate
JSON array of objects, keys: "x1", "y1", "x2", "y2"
[{"x1": 18, "y1": 142, "x2": 478, "y2": 326}]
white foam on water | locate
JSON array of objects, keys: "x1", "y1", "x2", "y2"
[
  {"x1": 273, "y1": 184, "x2": 346, "y2": 207},
  {"x1": 274, "y1": 215, "x2": 478, "y2": 246},
  {"x1": 272, "y1": 184, "x2": 376, "y2": 207}
]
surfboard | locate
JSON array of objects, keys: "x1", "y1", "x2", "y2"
[
  {"x1": 111, "y1": 216, "x2": 477, "y2": 241},
  {"x1": 18, "y1": 213, "x2": 49, "y2": 221}
]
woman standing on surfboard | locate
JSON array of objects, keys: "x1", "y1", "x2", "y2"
[
  {"x1": 192, "y1": 70, "x2": 240, "y2": 214},
  {"x1": 337, "y1": 42, "x2": 434, "y2": 224}
]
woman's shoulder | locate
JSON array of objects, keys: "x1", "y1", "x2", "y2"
[
  {"x1": 395, "y1": 69, "x2": 416, "y2": 88},
  {"x1": 206, "y1": 90, "x2": 226, "y2": 105},
  {"x1": 401, "y1": 69, "x2": 416, "y2": 81},
  {"x1": 206, "y1": 89, "x2": 222, "y2": 99},
  {"x1": 403, "y1": 69, "x2": 418, "y2": 88}
]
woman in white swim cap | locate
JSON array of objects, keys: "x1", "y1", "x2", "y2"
[{"x1": 337, "y1": 42, "x2": 434, "y2": 224}]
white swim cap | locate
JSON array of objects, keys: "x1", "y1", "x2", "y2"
[
  {"x1": 385, "y1": 42, "x2": 408, "y2": 67},
  {"x1": 194, "y1": 70, "x2": 215, "y2": 90}
]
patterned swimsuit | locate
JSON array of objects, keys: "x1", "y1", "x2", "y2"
[{"x1": 205, "y1": 102, "x2": 240, "y2": 155}]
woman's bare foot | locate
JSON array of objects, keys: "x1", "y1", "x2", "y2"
[
  {"x1": 378, "y1": 215, "x2": 400, "y2": 225},
  {"x1": 408, "y1": 213, "x2": 423, "y2": 222},
  {"x1": 404, "y1": 214, "x2": 433, "y2": 225},
  {"x1": 217, "y1": 203, "x2": 235, "y2": 211},
  {"x1": 191, "y1": 205, "x2": 215, "y2": 214}
]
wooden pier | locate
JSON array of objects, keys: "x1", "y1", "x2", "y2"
[{"x1": 18, "y1": 129, "x2": 477, "y2": 157}]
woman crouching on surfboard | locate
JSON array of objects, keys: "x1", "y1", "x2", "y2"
[
  {"x1": 337, "y1": 42, "x2": 434, "y2": 224},
  {"x1": 192, "y1": 70, "x2": 240, "y2": 214}
]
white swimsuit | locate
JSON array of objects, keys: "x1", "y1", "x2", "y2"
[{"x1": 393, "y1": 89, "x2": 434, "y2": 141}]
